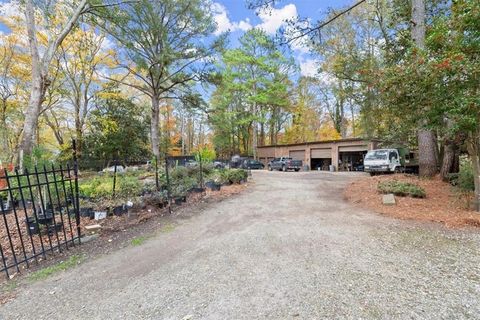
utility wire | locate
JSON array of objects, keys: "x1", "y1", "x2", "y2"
[{"x1": 286, "y1": 0, "x2": 367, "y2": 43}]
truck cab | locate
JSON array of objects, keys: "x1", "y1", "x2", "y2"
[
  {"x1": 268, "y1": 157, "x2": 302, "y2": 172},
  {"x1": 364, "y1": 149, "x2": 401, "y2": 175}
]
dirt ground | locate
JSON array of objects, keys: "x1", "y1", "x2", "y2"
[
  {"x1": 0, "y1": 171, "x2": 479, "y2": 319},
  {"x1": 345, "y1": 173, "x2": 480, "y2": 228}
]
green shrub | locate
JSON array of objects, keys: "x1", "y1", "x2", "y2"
[
  {"x1": 143, "y1": 191, "x2": 168, "y2": 206},
  {"x1": 457, "y1": 160, "x2": 475, "y2": 191},
  {"x1": 220, "y1": 169, "x2": 248, "y2": 184},
  {"x1": 79, "y1": 176, "x2": 112, "y2": 199},
  {"x1": 171, "y1": 166, "x2": 189, "y2": 180},
  {"x1": 377, "y1": 180, "x2": 426, "y2": 198},
  {"x1": 172, "y1": 176, "x2": 197, "y2": 197},
  {"x1": 117, "y1": 175, "x2": 142, "y2": 198},
  {"x1": 142, "y1": 181, "x2": 157, "y2": 194}
]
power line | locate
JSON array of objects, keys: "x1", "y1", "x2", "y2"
[{"x1": 287, "y1": 0, "x2": 367, "y2": 43}]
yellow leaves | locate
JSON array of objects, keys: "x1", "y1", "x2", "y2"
[
  {"x1": 97, "y1": 91, "x2": 123, "y2": 100},
  {"x1": 318, "y1": 123, "x2": 341, "y2": 141}
]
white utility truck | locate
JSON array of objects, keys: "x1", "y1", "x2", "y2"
[{"x1": 364, "y1": 148, "x2": 418, "y2": 175}]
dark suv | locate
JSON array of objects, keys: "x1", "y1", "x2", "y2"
[{"x1": 241, "y1": 159, "x2": 265, "y2": 170}]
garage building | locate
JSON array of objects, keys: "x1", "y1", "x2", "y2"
[{"x1": 257, "y1": 138, "x2": 380, "y2": 171}]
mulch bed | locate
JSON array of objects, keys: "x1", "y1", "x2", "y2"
[{"x1": 344, "y1": 174, "x2": 480, "y2": 228}]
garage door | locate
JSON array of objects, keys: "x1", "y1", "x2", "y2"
[
  {"x1": 338, "y1": 145, "x2": 368, "y2": 152},
  {"x1": 311, "y1": 148, "x2": 332, "y2": 158},
  {"x1": 289, "y1": 150, "x2": 305, "y2": 161}
]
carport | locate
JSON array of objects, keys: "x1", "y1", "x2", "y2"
[
  {"x1": 257, "y1": 138, "x2": 380, "y2": 171},
  {"x1": 310, "y1": 148, "x2": 332, "y2": 171},
  {"x1": 338, "y1": 146, "x2": 368, "y2": 171}
]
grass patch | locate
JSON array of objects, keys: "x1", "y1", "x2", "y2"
[
  {"x1": 3, "y1": 280, "x2": 18, "y2": 291},
  {"x1": 28, "y1": 254, "x2": 85, "y2": 282},
  {"x1": 131, "y1": 236, "x2": 148, "y2": 246},
  {"x1": 378, "y1": 180, "x2": 426, "y2": 198},
  {"x1": 161, "y1": 223, "x2": 176, "y2": 233}
]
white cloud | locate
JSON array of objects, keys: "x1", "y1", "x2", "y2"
[
  {"x1": 256, "y1": 3, "x2": 297, "y2": 35},
  {"x1": 299, "y1": 58, "x2": 318, "y2": 77},
  {"x1": 290, "y1": 38, "x2": 309, "y2": 54},
  {"x1": 318, "y1": 71, "x2": 335, "y2": 86},
  {"x1": 212, "y1": 3, "x2": 252, "y2": 35},
  {"x1": 0, "y1": 1, "x2": 21, "y2": 19}
]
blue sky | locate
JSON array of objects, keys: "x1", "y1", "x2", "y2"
[
  {"x1": 0, "y1": 0, "x2": 355, "y2": 76},
  {"x1": 211, "y1": 0, "x2": 355, "y2": 76}
]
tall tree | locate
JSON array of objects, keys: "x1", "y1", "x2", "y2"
[
  {"x1": 210, "y1": 29, "x2": 294, "y2": 158},
  {"x1": 99, "y1": 0, "x2": 222, "y2": 158},
  {"x1": 59, "y1": 25, "x2": 114, "y2": 154},
  {"x1": 412, "y1": 0, "x2": 439, "y2": 177},
  {"x1": 20, "y1": 0, "x2": 89, "y2": 159}
]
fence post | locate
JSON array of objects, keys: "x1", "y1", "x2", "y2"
[
  {"x1": 112, "y1": 160, "x2": 118, "y2": 198},
  {"x1": 164, "y1": 154, "x2": 172, "y2": 214},
  {"x1": 72, "y1": 139, "x2": 81, "y2": 243},
  {"x1": 155, "y1": 155, "x2": 159, "y2": 191},
  {"x1": 199, "y1": 153, "x2": 204, "y2": 189}
]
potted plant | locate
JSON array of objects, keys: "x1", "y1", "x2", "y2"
[
  {"x1": 189, "y1": 186, "x2": 205, "y2": 193},
  {"x1": 36, "y1": 208, "x2": 54, "y2": 225},
  {"x1": 26, "y1": 216, "x2": 39, "y2": 235},
  {"x1": 205, "y1": 180, "x2": 221, "y2": 191},
  {"x1": 46, "y1": 222, "x2": 63, "y2": 236},
  {"x1": 113, "y1": 204, "x2": 128, "y2": 216},
  {"x1": 79, "y1": 207, "x2": 95, "y2": 219}
]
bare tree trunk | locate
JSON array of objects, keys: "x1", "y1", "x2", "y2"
[
  {"x1": 75, "y1": 102, "x2": 83, "y2": 155},
  {"x1": 20, "y1": 0, "x2": 88, "y2": 158},
  {"x1": 412, "y1": 0, "x2": 438, "y2": 177},
  {"x1": 252, "y1": 106, "x2": 258, "y2": 160},
  {"x1": 418, "y1": 129, "x2": 438, "y2": 176},
  {"x1": 259, "y1": 122, "x2": 265, "y2": 147},
  {"x1": 467, "y1": 133, "x2": 480, "y2": 211},
  {"x1": 151, "y1": 95, "x2": 160, "y2": 158},
  {"x1": 0, "y1": 101, "x2": 10, "y2": 160},
  {"x1": 411, "y1": 0, "x2": 426, "y2": 48},
  {"x1": 440, "y1": 141, "x2": 454, "y2": 181}
]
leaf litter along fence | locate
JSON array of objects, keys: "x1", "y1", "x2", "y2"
[{"x1": 0, "y1": 163, "x2": 81, "y2": 279}]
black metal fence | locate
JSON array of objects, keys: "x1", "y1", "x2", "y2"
[{"x1": 0, "y1": 164, "x2": 81, "y2": 278}]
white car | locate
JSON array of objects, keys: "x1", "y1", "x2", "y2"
[{"x1": 102, "y1": 165, "x2": 125, "y2": 173}]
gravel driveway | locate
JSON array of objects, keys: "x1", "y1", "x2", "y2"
[{"x1": 1, "y1": 171, "x2": 479, "y2": 319}]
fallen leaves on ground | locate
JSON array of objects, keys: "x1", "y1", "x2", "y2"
[{"x1": 344, "y1": 174, "x2": 480, "y2": 228}]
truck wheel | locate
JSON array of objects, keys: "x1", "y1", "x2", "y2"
[
  {"x1": 295, "y1": 168, "x2": 300, "y2": 172},
  {"x1": 282, "y1": 165, "x2": 286, "y2": 172},
  {"x1": 369, "y1": 172, "x2": 376, "y2": 176}
]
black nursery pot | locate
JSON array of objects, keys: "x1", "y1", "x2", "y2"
[
  {"x1": 189, "y1": 187, "x2": 205, "y2": 193},
  {"x1": 174, "y1": 196, "x2": 187, "y2": 205},
  {"x1": 113, "y1": 205, "x2": 128, "y2": 216},
  {"x1": 1, "y1": 201, "x2": 13, "y2": 214},
  {"x1": 80, "y1": 207, "x2": 95, "y2": 219},
  {"x1": 45, "y1": 222, "x2": 63, "y2": 236},
  {"x1": 19, "y1": 200, "x2": 33, "y2": 210},
  {"x1": 26, "y1": 217, "x2": 39, "y2": 235},
  {"x1": 206, "y1": 181, "x2": 221, "y2": 191},
  {"x1": 156, "y1": 199, "x2": 169, "y2": 208},
  {"x1": 36, "y1": 209, "x2": 54, "y2": 225}
]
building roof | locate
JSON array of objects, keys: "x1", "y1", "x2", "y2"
[{"x1": 257, "y1": 138, "x2": 381, "y2": 149}]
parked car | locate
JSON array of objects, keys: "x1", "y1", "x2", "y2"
[
  {"x1": 102, "y1": 165, "x2": 125, "y2": 173},
  {"x1": 268, "y1": 157, "x2": 302, "y2": 172},
  {"x1": 213, "y1": 161, "x2": 226, "y2": 169},
  {"x1": 230, "y1": 155, "x2": 248, "y2": 168},
  {"x1": 185, "y1": 160, "x2": 198, "y2": 168},
  {"x1": 241, "y1": 159, "x2": 264, "y2": 170}
]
